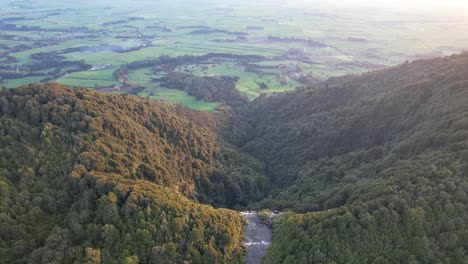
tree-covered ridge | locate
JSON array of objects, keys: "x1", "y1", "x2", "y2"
[
  {"x1": 225, "y1": 52, "x2": 468, "y2": 205},
  {"x1": 222, "y1": 53, "x2": 468, "y2": 263},
  {"x1": 0, "y1": 84, "x2": 249, "y2": 263},
  {"x1": 0, "y1": 84, "x2": 222, "y2": 198},
  {"x1": 0, "y1": 84, "x2": 266, "y2": 206}
]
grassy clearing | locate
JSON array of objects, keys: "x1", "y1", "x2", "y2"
[
  {"x1": 57, "y1": 68, "x2": 117, "y2": 88},
  {"x1": 139, "y1": 87, "x2": 219, "y2": 111},
  {"x1": 3, "y1": 77, "x2": 46, "y2": 88}
]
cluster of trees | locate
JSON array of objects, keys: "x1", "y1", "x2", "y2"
[
  {"x1": 154, "y1": 72, "x2": 249, "y2": 109},
  {"x1": 27, "y1": 52, "x2": 92, "y2": 74},
  {"x1": 0, "y1": 69, "x2": 45, "y2": 81},
  {"x1": 222, "y1": 53, "x2": 468, "y2": 262},
  {"x1": 257, "y1": 209, "x2": 271, "y2": 224},
  {"x1": 0, "y1": 34, "x2": 33, "y2": 41},
  {"x1": 0, "y1": 51, "x2": 92, "y2": 83},
  {"x1": 101, "y1": 20, "x2": 127, "y2": 27},
  {"x1": 0, "y1": 24, "x2": 41, "y2": 31},
  {"x1": 0, "y1": 84, "x2": 266, "y2": 263},
  {"x1": 266, "y1": 36, "x2": 325, "y2": 48},
  {"x1": 57, "y1": 44, "x2": 140, "y2": 54},
  {"x1": 241, "y1": 62, "x2": 277, "y2": 78},
  {"x1": 189, "y1": 28, "x2": 247, "y2": 36},
  {"x1": 0, "y1": 22, "x2": 91, "y2": 34}
]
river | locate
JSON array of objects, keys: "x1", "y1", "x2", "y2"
[{"x1": 242, "y1": 212, "x2": 272, "y2": 264}]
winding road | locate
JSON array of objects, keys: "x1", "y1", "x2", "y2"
[{"x1": 242, "y1": 212, "x2": 272, "y2": 264}]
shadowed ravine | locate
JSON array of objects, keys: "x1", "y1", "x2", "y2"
[{"x1": 242, "y1": 212, "x2": 272, "y2": 264}]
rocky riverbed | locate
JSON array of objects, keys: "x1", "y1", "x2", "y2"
[{"x1": 242, "y1": 211, "x2": 272, "y2": 264}]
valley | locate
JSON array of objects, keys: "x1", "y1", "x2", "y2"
[
  {"x1": 2, "y1": 52, "x2": 468, "y2": 263},
  {"x1": 1, "y1": 1, "x2": 468, "y2": 263}
]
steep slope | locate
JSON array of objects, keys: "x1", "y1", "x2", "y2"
[
  {"x1": 223, "y1": 53, "x2": 468, "y2": 263},
  {"x1": 0, "y1": 84, "x2": 255, "y2": 263}
]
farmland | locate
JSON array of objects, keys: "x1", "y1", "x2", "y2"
[{"x1": 1, "y1": 0, "x2": 468, "y2": 110}]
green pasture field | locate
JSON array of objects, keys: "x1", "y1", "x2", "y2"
[
  {"x1": 58, "y1": 68, "x2": 117, "y2": 88},
  {"x1": 3, "y1": 77, "x2": 46, "y2": 88},
  {"x1": 138, "y1": 87, "x2": 219, "y2": 112}
]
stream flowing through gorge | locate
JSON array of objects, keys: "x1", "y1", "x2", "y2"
[{"x1": 242, "y1": 212, "x2": 272, "y2": 264}]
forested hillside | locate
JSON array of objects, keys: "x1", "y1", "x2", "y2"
[
  {"x1": 223, "y1": 53, "x2": 468, "y2": 263},
  {"x1": 0, "y1": 84, "x2": 265, "y2": 263},
  {"x1": 2, "y1": 52, "x2": 468, "y2": 264}
]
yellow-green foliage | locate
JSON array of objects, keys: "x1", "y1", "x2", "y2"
[
  {"x1": 257, "y1": 209, "x2": 271, "y2": 223},
  {"x1": 0, "y1": 84, "x2": 247, "y2": 263}
]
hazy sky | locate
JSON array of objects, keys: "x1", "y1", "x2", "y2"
[
  {"x1": 34, "y1": 0, "x2": 468, "y2": 18},
  {"x1": 294, "y1": 0, "x2": 468, "y2": 7},
  {"x1": 292, "y1": 0, "x2": 468, "y2": 15}
]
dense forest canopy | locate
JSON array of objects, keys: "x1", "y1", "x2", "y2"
[
  {"x1": 1, "y1": 52, "x2": 468, "y2": 263},
  {"x1": 0, "y1": 84, "x2": 262, "y2": 263},
  {"x1": 223, "y1": 52, "x2": 468, "y2": 263}
]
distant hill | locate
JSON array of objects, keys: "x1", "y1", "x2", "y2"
[
  {"x1": 0, "y1": 84, "x2": 260, "y2": 263},
  {"x1": 223, "y1": 52, "x2": 468, "y2": 263}
]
